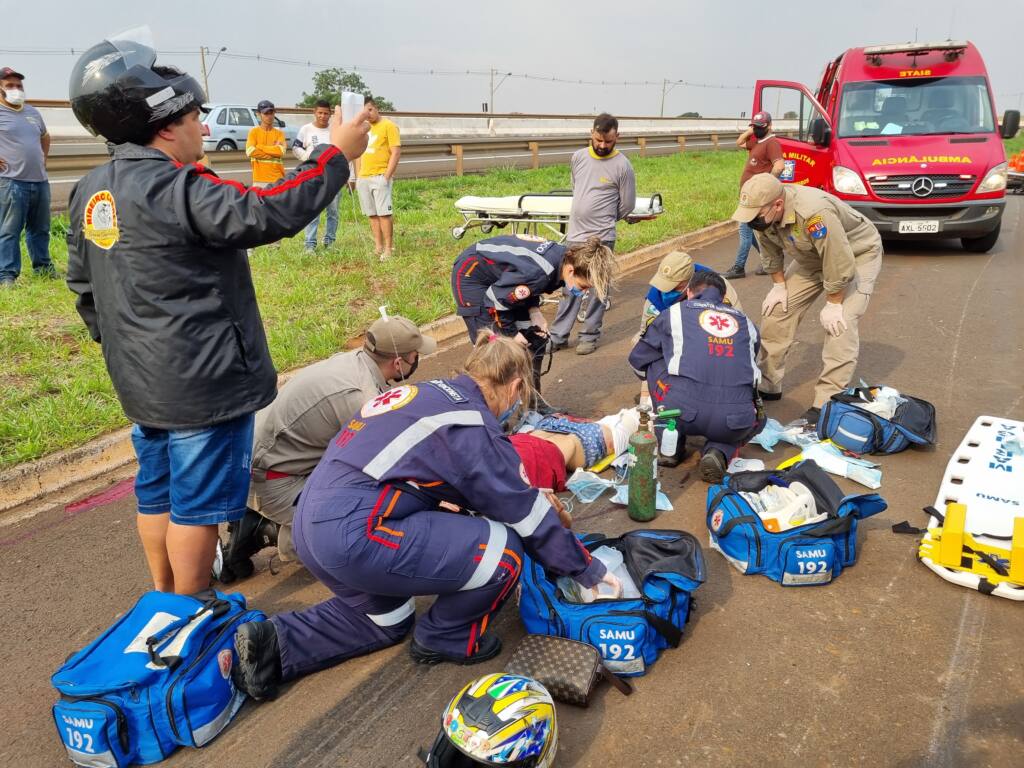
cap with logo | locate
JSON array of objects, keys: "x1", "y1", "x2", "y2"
[
  {"x1": 750, "y1": 111, "x2": 772, "y2": 128},
  {"x1": 257, "y1": 100, "x2": 275, "y2": 113},
  {"x1": 649, "y1": 250, "x2": 695, "y2": 292},
  {"x1": 364, "y1": 316, "x2": 438, "y2": 357},
  {"x1": 732, "y1": 174, "x2": 784, "y2": 222},
  {"x1": 0, "y1": 67, "x2": 25, "y2": 80}
]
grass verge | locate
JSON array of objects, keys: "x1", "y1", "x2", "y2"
[{"x1": 0, "y1": 149, "x2": 746, "y2": 468}]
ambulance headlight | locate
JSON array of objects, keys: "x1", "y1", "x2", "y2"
[
  {"x1": 832, "y1": 166, "x2": 868, "y2": 196},
  {"x1": 977, "y1": 162, "x2": 1008, "y2": 193}
]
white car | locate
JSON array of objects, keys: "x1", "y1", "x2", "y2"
[{"x1": 201, "y1": 104, "x2": 299, "y2": 152}]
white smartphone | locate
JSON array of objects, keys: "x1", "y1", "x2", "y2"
[{"x1": 340, "y1": 91, "x2": 365, "y2": 123}]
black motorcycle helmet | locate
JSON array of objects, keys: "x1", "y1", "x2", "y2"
[{"x1": 69, "y1": 33, "x2": 206, "y2": 145}]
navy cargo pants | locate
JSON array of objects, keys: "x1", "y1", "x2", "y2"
[{"x1": 270, "y1": 484, "x2": 523, "y2": 681}]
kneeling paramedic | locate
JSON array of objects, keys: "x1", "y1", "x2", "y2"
[
  {"x1": 231, "y1": 336, "x2": 621, "y2": 700},
  {"x1": 64, "y1": 32, "x2": 369, "y2": 595},
  {"x1": 640, "y1": 249, "x2": 743, "y2": 333},
  {"x1": 223, "y1": 315, "x2": 436, "y2": 579},
  {"x1": 450, "y1": 234, "x2": 616, "y2": 392},
  {"x1": 628, "y1": 271, "x2": 765, "y2": 483},
  {"x1": 733, "y1": 174, "x2": 883, "y2": 424}
]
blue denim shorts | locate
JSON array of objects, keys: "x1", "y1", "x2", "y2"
[{"x1": 131, "y1": 413, "x2": 255, "y2": 526}]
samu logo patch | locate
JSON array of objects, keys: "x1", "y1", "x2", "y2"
[{"x1": 83, "y1": 190, "x2": 120, "y2": 250}]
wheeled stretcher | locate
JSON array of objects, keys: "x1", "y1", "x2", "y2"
[{"x1": 452, "y1": 191, "x2": 664, "y2": 241}]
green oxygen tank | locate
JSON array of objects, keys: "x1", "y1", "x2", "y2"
[{"x1": 627, "y1": 405, "x2": 658, "y2": 522}]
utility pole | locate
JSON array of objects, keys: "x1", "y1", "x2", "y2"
[
  {"x1": 660, "y1": 79, "x2": 668, "y2": 118},
  {"x1": 490, "y1": 68, "x2": 495, "y2": 115},
  {"x1": 199, "y1": 46, "x2": 210, "y2": 99}
]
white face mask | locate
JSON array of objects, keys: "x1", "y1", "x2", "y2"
[{"x1": 4, "y1": 88, "x2": 25, "y2": 106}]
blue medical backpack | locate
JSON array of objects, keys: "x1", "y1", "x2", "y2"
[
  {"x1": 817, "y1": 386, "x2": 936, "y2": 454},
  {"x1": 706, "y1": 461, "x2": 887, "y2": 586},
  {"x1": 52, "y1": 590, "x2": 265, "y2": 767},
  {"x1": 519, "y1": 529, "x2": 705, "y2": 677}
]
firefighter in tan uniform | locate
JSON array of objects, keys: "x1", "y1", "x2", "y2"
[{"x1": 732, "y1": 174, "x2": 882, "y2": 422}]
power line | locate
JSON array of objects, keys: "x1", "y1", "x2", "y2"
[{"x1": 0, "y1": 45, "x2": 751, "y2": 91}]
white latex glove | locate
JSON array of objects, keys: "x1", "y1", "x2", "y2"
[
  {"x1": 761, "y1": 282, "x2": 789, "y2": 316},
  {"x1": 819, "y1": 301, "x2": 848, "y2": 337},
  {"x1": 528, "y1": 306, "x2": 548, "y2": 333}
]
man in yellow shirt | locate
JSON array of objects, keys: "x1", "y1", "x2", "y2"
[
  {"x1": 246, "y1": 100, "x2": 286, "y2": 188},
  {"x1": 354, "y1": 97, "x2": 401, "y2": 260}
]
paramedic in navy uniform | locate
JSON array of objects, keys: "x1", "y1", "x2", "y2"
[
  {"x1": 629, "y1": 271, "x2": 765, "y2": 484},
  {"x1": 64, "y1": 34, "x2": 369, "y2": 595},
  {"x1": 450, "y1": 233, "x2": 616, "y2": 390},
  {"x1": 231, "y1": 337, "x2": 621, "y2": 700}
]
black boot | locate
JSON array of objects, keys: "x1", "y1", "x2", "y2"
[
  {"x1": 217, "y1": 508, "x2": 279, "y2": 584},
  {"x1": 233, "y1": 620, "x2": 282, "y2": 700},
  {"x1": 410, "y1": 633, "x2": 502, "y2": 666},
  {"x1": 722, "y1": 265, "x2": 746, "y2": 280},
  {"x1": 699, "y1": 449, "x2": 728, "y2": 484}
]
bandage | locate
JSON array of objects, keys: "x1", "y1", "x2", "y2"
[{"x1": 597, "y1": 408, "x2": 641, "y2": 457}]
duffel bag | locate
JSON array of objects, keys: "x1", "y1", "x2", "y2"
[
  {"x1": 817, "y1": 385, "x2": 936, "y2": 454},
  {"x1": 52, "y1": 590, "x2": 265, "y2": 767},
  {"x1": 519, "y1": 529, "x2": 705, "y2": 677},
  {"x1": 706, "y1": 461, "x2": 887, "y2": 585}
]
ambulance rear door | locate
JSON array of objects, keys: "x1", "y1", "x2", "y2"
[{"x1": 754, "y1": 80, "x2": 833, "y2": 190}]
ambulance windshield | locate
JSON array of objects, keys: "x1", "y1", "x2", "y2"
[{"x1": 837, "y1": 76, "x2": 995, "y2": 138}]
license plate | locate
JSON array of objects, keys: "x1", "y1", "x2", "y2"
[{"x1": 898, "y1": 220, "x2": 940, "y2": 234}]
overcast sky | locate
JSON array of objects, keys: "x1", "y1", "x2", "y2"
[{"x1": 5, "y1": 0, "x2": 1023, "y2": 117}]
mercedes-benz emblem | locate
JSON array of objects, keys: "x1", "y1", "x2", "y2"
[{"x1": 911, "y1": 177, "x2": 934, "y2": 197}]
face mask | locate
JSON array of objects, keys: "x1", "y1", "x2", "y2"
[
  {"x1": 497, "y1": 398, "x2": 522, "y2": 426},
  {"x1": 396, "y1": 354, "x2": 419, "y2": 382},
  {"x1": 4, "y1": 88, "x2": 25, "y2": 106},
  {"x1": 752, "y1": 125, "x2": 769, "y2": 139},
  {"x1": 568, "y1": 285, "x2": 586, "y2": 298},
  {"x1": 748, "y1": 216, "x2": 770, "y2": 231}
]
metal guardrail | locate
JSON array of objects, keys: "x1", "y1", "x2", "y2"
[{"x1": 46, "y1": 131, "x2": 758, "y2": 211}]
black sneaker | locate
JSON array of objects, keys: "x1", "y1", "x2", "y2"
[
  {"x1": 721, "y1": 266, "x2": 746, "y2": 280},
  {"x1": 699, "y1": 449, "x2": 728, "y2": 484},
  {"x1": 233, "y1": 621, "x2": 282, "y2": 701},
  {"x1": 800, "y1": 407, "x2": 821, "y2": 427},
  {"x1": 410, "y1": 633, "x2": 502, "y2": 666},
  {"x1": 757, "y1": 389, "x2": 783, "y2": 401}
]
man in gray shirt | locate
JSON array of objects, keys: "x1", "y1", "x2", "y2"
[
  {"x1": 0, "y1": 67, "x2": 54, "y2": 287},
  {"x1": 548, "y1": 113, "x2": 636, "y2": 354},
  {"x1": 218, "y1": 315, "x2": 436, "y2": 581}
]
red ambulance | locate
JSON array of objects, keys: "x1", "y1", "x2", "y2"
[{"x1": 754, "y1": 41, "x2": 1020, "y2": 252}]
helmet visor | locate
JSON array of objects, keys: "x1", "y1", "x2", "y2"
[{"x1": 105, "y1": 26, "x2": 157, "y2": 72}]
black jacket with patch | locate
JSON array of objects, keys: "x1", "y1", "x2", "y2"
[{"x1": 66, "y1": 142, "x2": 349, "y2": 429}]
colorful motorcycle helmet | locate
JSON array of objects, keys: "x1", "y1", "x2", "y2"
[{"x1": 425, "y1": 674, "x2": 557, "y2": 767}]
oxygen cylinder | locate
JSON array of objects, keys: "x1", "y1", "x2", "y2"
[{"x1": 627, "y1": 407, "x2": 658, "y2": 523}]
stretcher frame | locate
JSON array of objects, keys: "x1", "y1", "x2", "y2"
[
  {"x1": 451, "y1": 191, "x2": 664, "y2": 242},
  {"x1": 918, "y1": 415, "x2": 1024, "y2": 600}
]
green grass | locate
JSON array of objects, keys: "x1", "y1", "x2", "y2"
[
  {"x1": 1004, "y1": 134, "x2": 1024, "y2": 157},
  {"x1": 0, "y1": 149, "x2": 745, "y2": 468}
]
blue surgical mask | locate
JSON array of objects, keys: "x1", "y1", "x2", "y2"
[
  {"x1": 568, "y1": 284, "x2": 586, "y2": 298},
  {"x1": 497, "y1": 398, "x2": 522, "y2": 426}
]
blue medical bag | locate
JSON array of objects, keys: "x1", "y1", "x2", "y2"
[
  {"x1": 817, "y1": 386, "x2": 936, "y2": 454},
  {"x1": 519, "y1": 529, "x2": 705, "y2": 676},
  {"x1": 52, "y1": 590, "x2": 265, "y2": 767},
  {"x1": 706, "y1": 461, "x2": 887, "y2": 586}
]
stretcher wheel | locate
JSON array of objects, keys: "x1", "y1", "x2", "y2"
[
  {"x1": 480, "y1": 222, "x2": 494, "y2": 234},
  {"x1": 452, "y1": 226, "x2": 466, "y2": 240}
]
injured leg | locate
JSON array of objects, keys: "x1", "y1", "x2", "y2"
[{"x1": 597, "y1": 408, "x2": 641, "y2": 457}]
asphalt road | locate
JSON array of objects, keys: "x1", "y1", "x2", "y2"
[{"x1": 2, "y1": 201, "x2": 1022, "y2": 768}]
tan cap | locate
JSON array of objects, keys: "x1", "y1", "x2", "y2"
[
  {"x1": 732, "y1": 174, "x2": 784, "y2": 222},
  {"x1": 364, "y1": 316, "x2": 437, "y2": 357},
  {"x1": 649, "y1": 250, "x2": 694, "y2": 292}
]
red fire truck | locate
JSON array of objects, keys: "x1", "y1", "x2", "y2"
[{"x1": 754, "y1": 41, "x2": 1020, "y2": 252}]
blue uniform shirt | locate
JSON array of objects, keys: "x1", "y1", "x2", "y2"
[
  {"x1": 304, "y1": 374, "x2": 605, "y2": 586},
  {"x1": 451, "y1": 235, "x2": 566, "y2": 334},
  {"x1": 629, "y1": 287, "x2": 761, "y2": 404}
]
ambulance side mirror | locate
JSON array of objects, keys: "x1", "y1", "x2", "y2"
[
  {"x1": 1001, "y1": 110, "x2": 1020, "y2": 140},
  {"x1": 810, "y1": 118, "x2": 832, "y2": 148}
]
